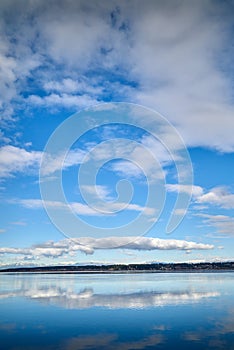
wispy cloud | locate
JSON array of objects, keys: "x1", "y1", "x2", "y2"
[
  {"x1": 196, "y1": 214, "x2": 234, "y2": 236},
  {"x1": 10, "y1": 221, "x2": 27, "y2": 226},
  {"x1": 15, "y1": 199, "x2": 101, "y2": 216},
  {"x1": 14, "y1": 198, "x2": 156, "y2": 217}
]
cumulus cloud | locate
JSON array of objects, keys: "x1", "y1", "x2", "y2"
[
  {"x1": 83, "y1": 236, "x2": 213, "y2": 251},
  {"x1": 0, "y1": 1, "x2": 234, "y2": 151},
  {"x1": 0, "y1": 236, "x2": 214, "y2": 260}
]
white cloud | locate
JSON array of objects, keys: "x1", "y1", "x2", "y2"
[
  {"x1": 0, "y1": 130, "x2": 11, "y2": 144},
  {"x1": 96, "y1": 202, "x2": 156, "y2": 216},
  {"x1": 110, "y1": 160, "x2": 143, "y2": 179},
  {"x1": 27, "y1": 93, "x2": 97, "y2": 109},
  {"x1": 0, "y1": 8, "x2": 42, "y2": 122},
  {"x1": 91, "y1": 137, "x2": 167, "y2": 182},
  {"x1": 81, "y1": 185, "x2": 112, "y2": 201},
  {"x1": 0, "y1": 52, "x2": 17, "y2": 119},
  {"x1": 15, "y1": 198, "x2": 156, "y2": 217},
  {"x1": 0, "y1": 144, "x2": 91, "y2": 179},
  {"x1": 0, "y1": 145, "x2": 42, "y2": 179},
  {"x1": 141, "y1": 134, "x2": 179, "y2": 164},
  {"x1": 130, "y1": 2, "x2": 234, "y2": 152},
  {"x1": 10, "y1": 221, "x2": 27, "y2": 226},
  {"x1": 1, "y1": 1, "x2": 234, "y2": 152},
  {"x1": 167, "y1": 184, "x2": 234, "y2": 210},
  {"x1": 197, "y1": 213, "x2": 234, "y2": 235},
  {"x1": 44, "y1": 78, "x2": 80, "y2": 93},
  {"x1": 0, "y1": 144, "x2": 87, "y2": 180},
  {"x1": 196, "y1": 187, "x2": 234, "y2": 209},
  {"x1": 173, "y1": 208, "x2": 187, "y2": 216},
  {"x1": 0, "y1": 236, "x2": 213, "y2": 259},
  {"x1": 70, "y1": 202, "x2": 104, "y2": 216},
  {"x1": 166, "y1": 184, "x2": 204, "y2": 197},
  {"x1": 82, "y1": 236, "x2": 214, "y2": 251},
  {"x1": 44, "y1": 78, "x2": 103, "y2": 95},
  {"x1": 16, "y1": 199, "x2": 100, "y2": 216},
  {"x1": 40, "y1": 148, "x2": 87, "y2": 176}
]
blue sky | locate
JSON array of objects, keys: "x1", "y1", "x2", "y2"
[{"x1": 0, "y1": 0, "x2": 234, "y2": 268}]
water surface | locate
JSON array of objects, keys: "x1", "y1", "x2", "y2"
[{"x1": 0, "y1": 272, "x2": 234, "y2": 349}]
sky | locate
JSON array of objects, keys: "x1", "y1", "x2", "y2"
[{"x1": 0, "y1": 0, "x2": 234, "y2": 268}]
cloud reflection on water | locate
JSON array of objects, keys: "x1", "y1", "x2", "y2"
[{"x1": 0, "y1": 273, "x2": 221, "y2": 309}]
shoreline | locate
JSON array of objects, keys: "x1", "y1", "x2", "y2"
[
  {"x1": 1, "y1": 262, "x2": 233, "y2": 274},
  {"x1": 1, "y1": 269, "x2": 234, "y2": 275}
]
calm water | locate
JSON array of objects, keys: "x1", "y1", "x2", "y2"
[{"x1": 0, "y1": 272, "x2": 234, "y2": 350}]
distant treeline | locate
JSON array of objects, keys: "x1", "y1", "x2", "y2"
[{"x1": 1, "y1": 261, "x2": 234, "y2": 273}]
